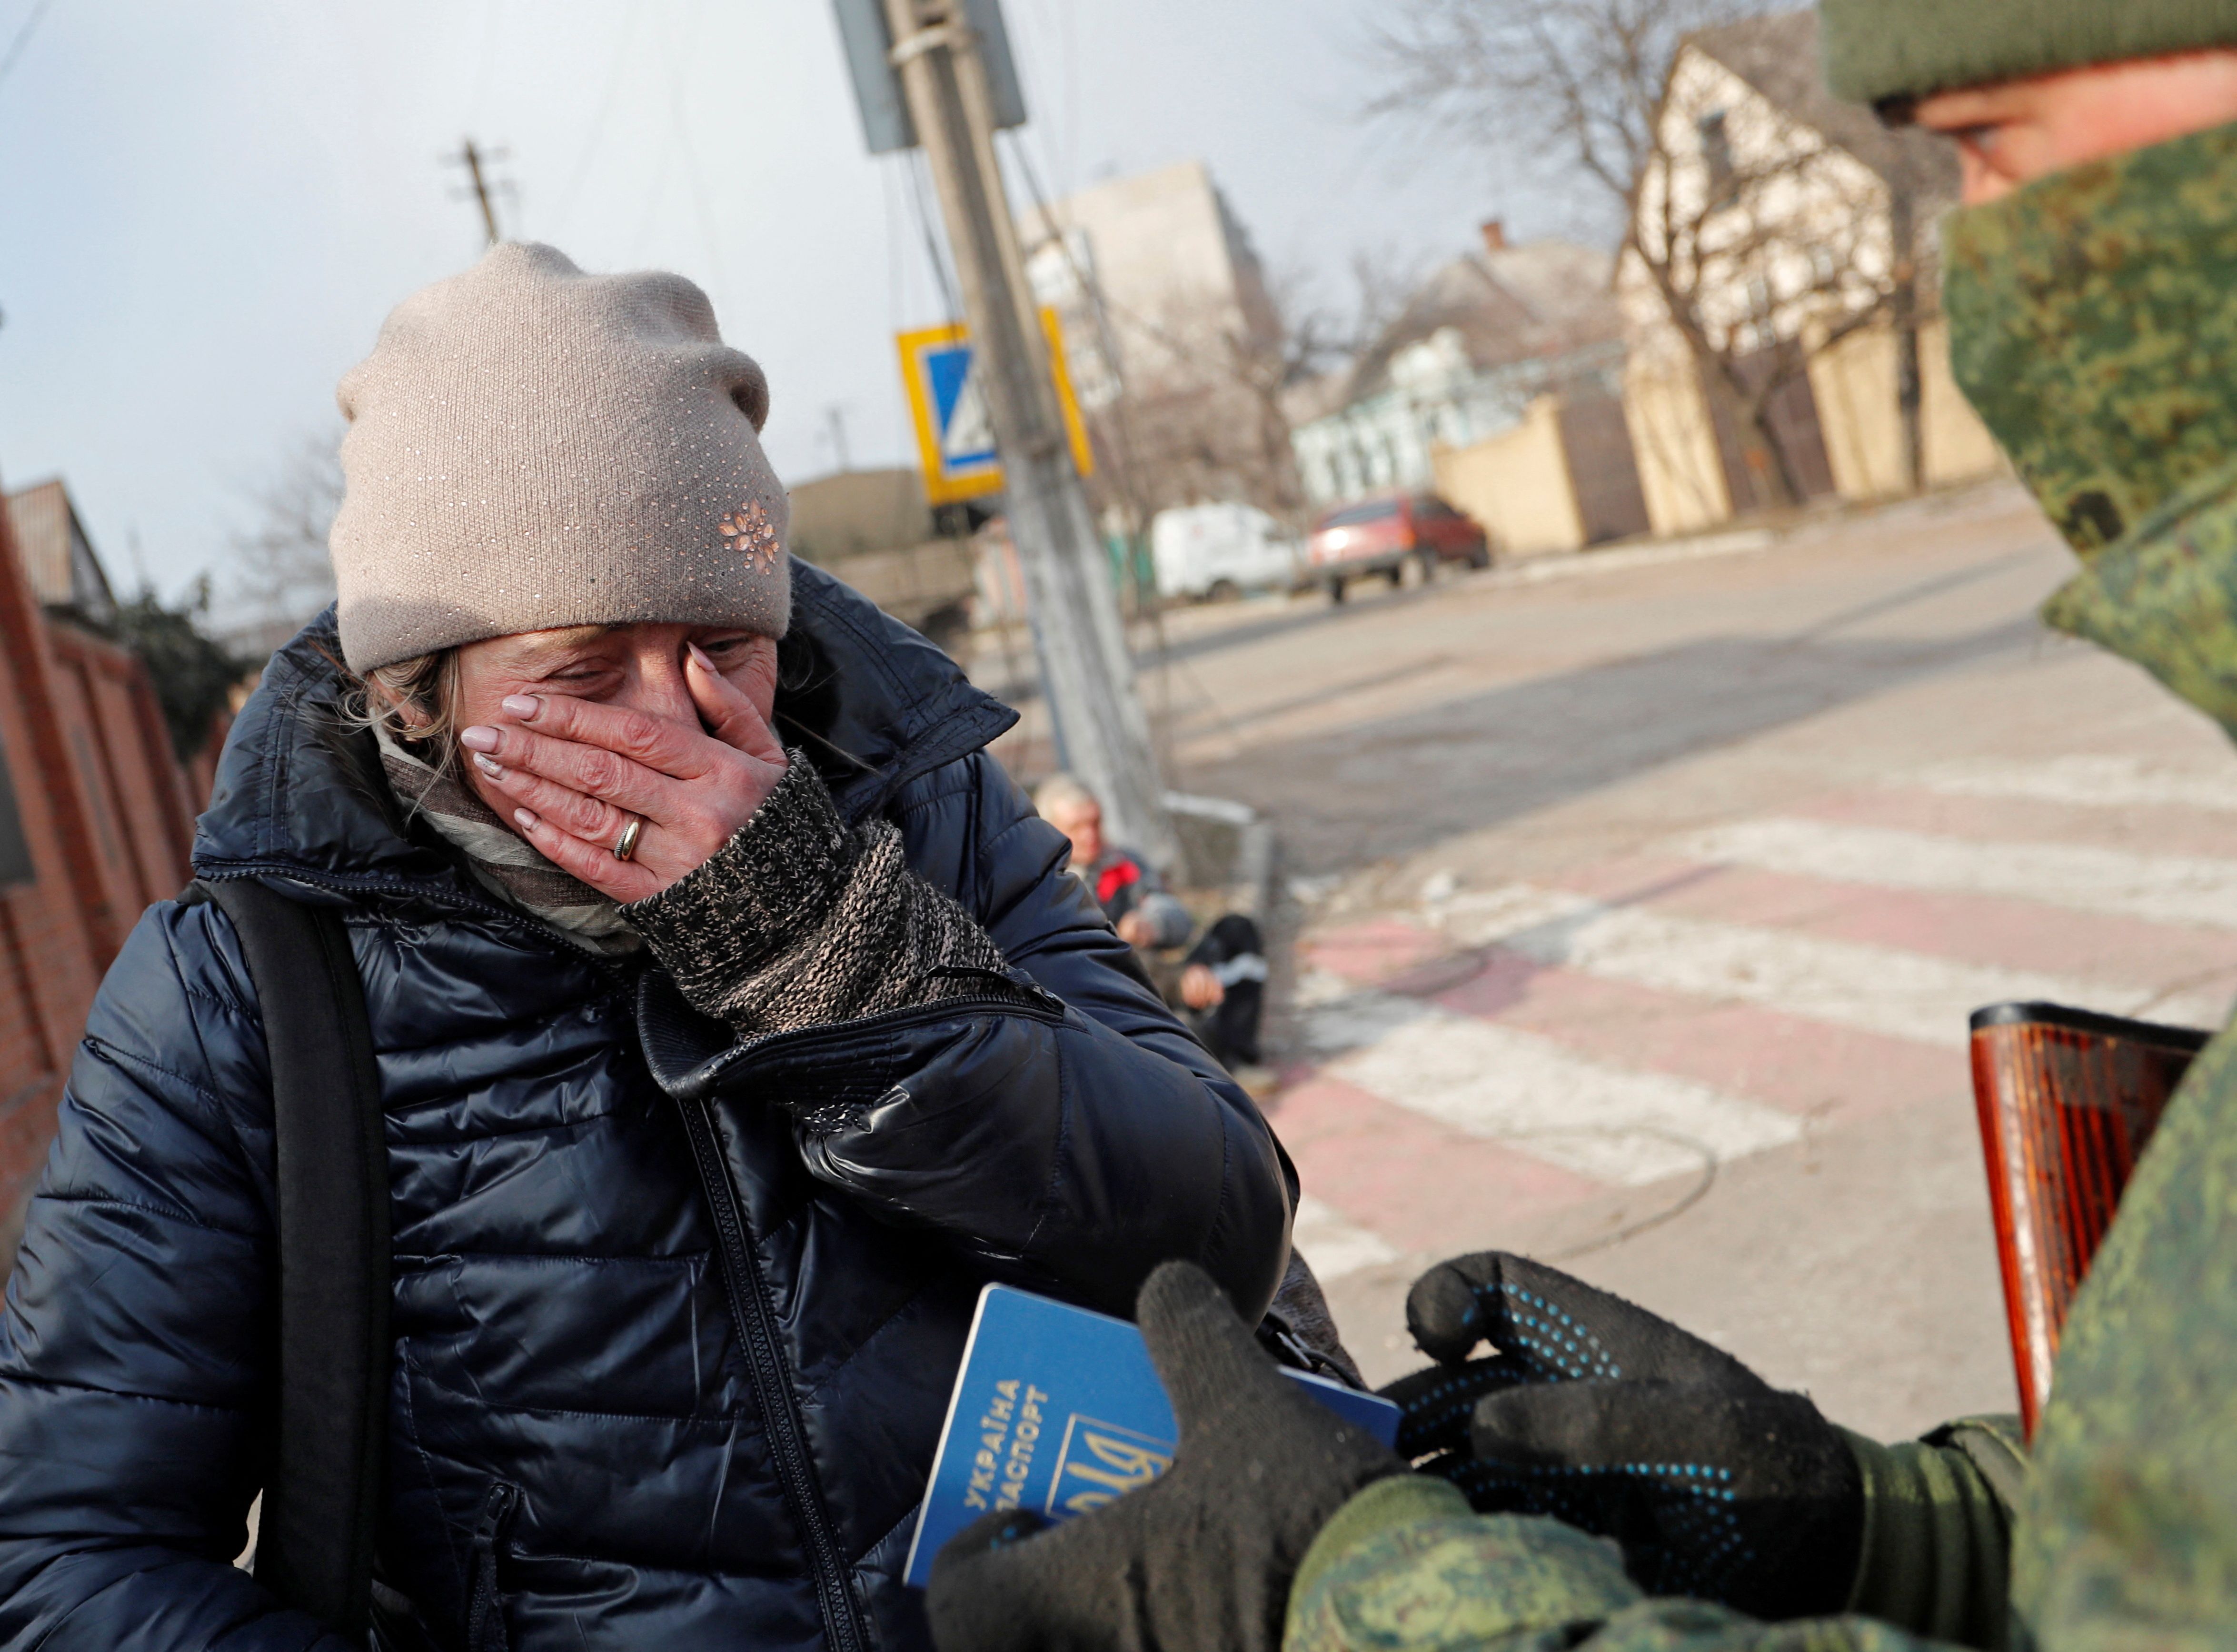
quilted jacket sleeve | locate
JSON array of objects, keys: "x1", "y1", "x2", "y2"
[
  {"x1": 743, "y1": 752, "x2": 1296, "y2": 1323},
  {"x1": 0, "y1": 901, "x2": 348, "y2": 1651}
]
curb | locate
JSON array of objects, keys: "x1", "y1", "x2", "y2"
[
  {"x1": 1488, "y1": 526, "x2": 1777, "y2": 590},
  {"x1": 1164, "y1": 790, "x2": 1276, "y2": 920}
]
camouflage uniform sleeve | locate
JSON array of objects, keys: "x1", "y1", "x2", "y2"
[
  {"x1": 1842, "y1": 1418, "x2": 2026, "y2": 1651},
  {"x1": 1284, "y1": 1477, "x2": 1960, "y2": 1652}
]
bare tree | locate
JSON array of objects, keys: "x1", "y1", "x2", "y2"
[
  {"x1": 1372, "y1": 1, "x2": 1948, "y2": 509},
  {"x1": 1065, "y1": 250, "x2": 1416, "y2": 530},
  {"x1": 1373, "y1": 0, "x2": 1750, "y2": 207},
  {"x1": 224, "y1": 433, "x2": 342, "y2": 655}
]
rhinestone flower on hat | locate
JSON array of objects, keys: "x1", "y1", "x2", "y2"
[{"x1": 717, "y1": 496, "x2": 783, "y2": 572}]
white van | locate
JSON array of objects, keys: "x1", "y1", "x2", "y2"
[{"x1": 1149, "y1": 504, "x2": 1304, "y2": 602}]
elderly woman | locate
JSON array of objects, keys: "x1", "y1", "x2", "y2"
[{"x1": 0, "y1": 245, "x2": 1293, "y2": 1651}]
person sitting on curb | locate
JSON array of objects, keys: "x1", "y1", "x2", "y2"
[
  {"x1": 928, "y1": 6, "x2": 2237, "y2": 1649},
  {"x1": 0, "y1": 243, "x2": 1294, "y2": 1652},
  {"x1": 1033, "y1": 772, "x2": 1269, "y2": 1077}
]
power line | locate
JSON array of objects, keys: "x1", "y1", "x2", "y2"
[
  {"x1": 466, "y1": 0, "x2": 507, "y2": 130},
  {"x1": 663, "y1": 0, "x2": 729, "y2": 305},
  {"x1": 0, "y1": 0, "x2": 59, "y2": 98},
  {"x1": 875, "y1": 0, "x2": 1172, "y2": 866},
  {"x1": 553, "y1": 5, "x2": 642, "y2": 234},
  {"x1": 904, "y1": 149, "x2": 963, "y2": 325},
  {"x1": 881, "y1": 159, "x2": 928, "y2": 479},
  {"x1": 1003, "y1": 126, "x2": 1176, "y2": 746}
]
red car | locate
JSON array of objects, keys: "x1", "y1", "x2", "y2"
[{"x1": 1305, "y1": 493, "x2": 1492, "y2": 602}]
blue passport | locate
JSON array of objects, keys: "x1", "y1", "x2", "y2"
[{"x1": 902, "y1": 1282, "x2": 1401, "y2": 1587}]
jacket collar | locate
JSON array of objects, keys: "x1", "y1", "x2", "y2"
[{"x1": 192, "y1": 559, "x2": 1017, "y2": 897}]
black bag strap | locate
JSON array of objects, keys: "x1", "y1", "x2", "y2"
[{"x1": 195, "y1": 876, "x2": 389, "y2": 1636}]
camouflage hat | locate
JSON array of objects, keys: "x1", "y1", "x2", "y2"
[{"x1": 1822, "y1": 0, "x2": 2237, "y2": 108}]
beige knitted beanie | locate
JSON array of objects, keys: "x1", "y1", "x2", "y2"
[{"x1": 330, "y1": 242, "x2": 790, "y2": 673}]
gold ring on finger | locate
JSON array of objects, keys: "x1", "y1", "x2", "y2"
[{"x1": 612, "y1": 815, "x2": 645, "y2": 862}]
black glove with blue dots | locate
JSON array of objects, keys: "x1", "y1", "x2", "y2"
[{"x1": 1379, "y1": 1251, "x2": 1864, "y2": 1620}]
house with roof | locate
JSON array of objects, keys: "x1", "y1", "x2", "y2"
[
  {"x1": 4, "y1": 478, "x2": 117, "y2": 624},
  {"x1": 1288, "y1": 223, "x2": 1652, "y2": 555},
  {"x1": 1618, "y1": 9, "x2": 2003, "y2": 535}
]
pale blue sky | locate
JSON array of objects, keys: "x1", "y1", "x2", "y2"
[{"x1": 0, "y1": 0, "x2": 1563, "y2": 610}]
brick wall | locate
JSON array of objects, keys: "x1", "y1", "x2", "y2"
[
  {"x1": 43, "y1": 622, "x2": 196, "y2": 914},
  {"x1": 0, "y1": 476, "x2": 199, "y2": 1267}
]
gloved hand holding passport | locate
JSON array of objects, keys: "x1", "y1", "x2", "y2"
[{"x1": 919, "y1": 1264, "x2": 1405, "y2": 1652}]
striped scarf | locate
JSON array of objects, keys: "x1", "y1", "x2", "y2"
[{"x1": 374, "y1": 724, "x2": 641, "y2": 955}]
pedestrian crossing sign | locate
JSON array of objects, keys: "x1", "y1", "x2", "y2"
[{"x1": 896, "y1": 308, "x2": 1094, "y2": 505}]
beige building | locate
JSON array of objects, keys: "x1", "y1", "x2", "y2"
[
  {"x1": 1019, "y1": 160, "x2": 1293, "y2": 514},
  {"x1": 784, "y1": 467, "x2": 976, "y2": 654},
  {"x1": 1618, "y1": 10, "x2": 2003, "y2": 537},
  {"x1": 1430, "y1": 387, "x2": 1651, "y2": 558},
  {"x1": 1020, "y1": 159, "x2": 1278, "y2": 401}
]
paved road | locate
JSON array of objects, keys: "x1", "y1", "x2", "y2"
[{"x1": 1137, "y1": 481, "x2": 2237, "y2": 1441}]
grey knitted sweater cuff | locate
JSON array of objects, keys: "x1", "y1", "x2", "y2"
[{"x1": 622, "y1": 752, "x2": 1014, "y2": 1036}]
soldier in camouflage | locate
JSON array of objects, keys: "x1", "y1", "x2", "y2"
[{"x1": 923, "y1": 5, "x2": 2237, "y2": 1651}]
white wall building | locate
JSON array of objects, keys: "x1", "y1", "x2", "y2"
[
  {"x1": 1289, "y1": 230, "x2": 1628, "y2": 509},
  {"x1": 1292, "y1": 333, "x2": 1628, "y2": 507}
]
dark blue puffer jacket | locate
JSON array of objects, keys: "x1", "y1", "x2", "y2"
[{"x1": 0, "y1": 565, "x2": 1294, "y2": 1652}]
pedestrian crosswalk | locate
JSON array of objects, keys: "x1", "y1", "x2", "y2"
[
  {"x1": 1279, "y1": 758, "x2": 2237, "y2": 1281},
  {"x1": 1912, "y1": 754, "x2": 2237, "y2": 814},
  {"x1": 1327, "y1": 1003, "x2": 1802, "y2": 1186},
  {"x1": 1290, "y1": 1194, "x2": 1401, "y2": 1280},
  {"x1": 1675, "y1": 817, "x2": 2237, "y2": 932},
  {"x1": 1429, "y1": 885, "x2": 2226, "y2": 1046}
]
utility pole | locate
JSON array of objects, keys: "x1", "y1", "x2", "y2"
[
  {"x1": 877, "y1": 0, "x2": 1174, "y2": 867},
  {"x1": 825, "y1": 405, "x2": 854, "y2": 473},
  {"x1": 447, "y1": 138, "x2": 506, "y2": 247}
]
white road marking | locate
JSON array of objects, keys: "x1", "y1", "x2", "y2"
[
  {"x1": 1324, "y1": 1005, "x2": 1802, "y2": 1186},
  {"x1": 1676, "y1": 816, "x2": 2237, "y2": 934},
  {"x1": 1290, "y1": 1194, "x2": 1402, "y2": 1280},
  {"x1": 1293, "y1": 817, "x2": 2237, "y2": 1197},
  {"x1": 1298, "y1": 982, "x2": 1435, "y2": 1057},
  {"x1": 1910, "y1": 755, "x2": 2237, "y2": 816},
  {"x1": 1434, "y1": 885, "x2": 1596, "y2": 942},
  {"x1": 1433, "y1": 885, "x2": 2225, "y2": 1046}
]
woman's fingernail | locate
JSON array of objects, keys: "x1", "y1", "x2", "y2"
[
  {"x1": 514, "y1": 808, "x2": 539, "y2": 831},
  {"x1": 686, "y1": 641, "x2": 714, "y2": 670},
  {"x1": 459, "y1": 726, "x2": 498, "y2": 752},
  {"x1": 500, "y1": 695, "x2": 541, "y2": 719},
  {"x1": 471, "y1": 752, "x2": 505, "y2": 779}
]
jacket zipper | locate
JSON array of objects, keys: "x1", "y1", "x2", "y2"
[
  {"x1": 669, "y1": 989, "x2": 1066, "y2": 1652},
  {"x1": 676, "y1": 1095, "x2": 870, "y2": 1652},
  {"x1": 218, "y1": 861, "x2": 1059, "y2": 1645},
  {"x1": 465, "y1": 1479, "x2": 522, "y2": 1652}
]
